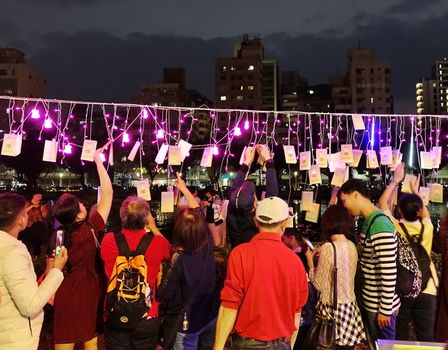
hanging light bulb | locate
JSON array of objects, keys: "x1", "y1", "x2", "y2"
[
  {"x1": 100, "y1": 153, "x2": 106, "y2": 162},
  {"x1": 31, "y1": 108, "x2": 41, "y2": 119},
  {"x1": 63, "y1": 144, "x2": 72, "y2": 154},
  {"x1": 122, "y1": 132, "x2": 130, "y2": 143},
  {"x1": 234, "y1": 126, "x2": 242, "y2": 136},
  {"x1": 244, "y1": 120, "x2": 250, "y2": 130},
  {"x1": 156, "y1": 129, "x2": 165, "y2": 139},
  {"x1": 44, "y1": 118, "x2": 52, "y2": 129},
  {"x1": 142, "y1": 109, "x2": 149, "y2": 119},
  {"x1": 213, "y1": 145, "x2": 219, "y2": 155}
]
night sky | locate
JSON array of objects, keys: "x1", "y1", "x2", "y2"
[{"x1": 1, "y1": 0, "x2": 448, "y2": 113}]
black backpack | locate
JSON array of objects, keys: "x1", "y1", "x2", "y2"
[
  {"x1": 105, "y1": 233, "x2": 153, "y2": 330},
  {"x1": 397, "y1": 222, "x2": 431, "y2": 298}
]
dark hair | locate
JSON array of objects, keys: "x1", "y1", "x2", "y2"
[
  {"x1": 0, "y1": 193, "x2": 26, "y2": 230},
  {"x1": 173, "y1": 208, "x2": 209, "y2": 254},
  {"x1": 283, "y1": 227, "x2": 301, "y2": 241},
  {"x1": 398, "y1": 194, "x2": 423, "y2": 222},
  {"x1": 321, "y1": 205, "x2": 354, "y2": 241},
  {"x1": 120, "y1": 196, "x2": 150, "y2": 230},
  {"x1": 53, "y1": 193, "x2": 81, "y2": 226},
  {"x1": 339, "y1": 179, "x2": 370, "y2": 199}
]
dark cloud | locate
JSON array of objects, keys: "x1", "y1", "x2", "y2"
[
  {"x1": 26, "y1": 11, "x2": 448, "y2": 113},
  {"x1": 387, "y1": 0, "x2": 442, "y2": 15}
]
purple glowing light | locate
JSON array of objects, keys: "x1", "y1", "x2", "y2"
[
  {"x1": 31, "y1": 108, "x2": 41, "y2": 119},
  {"x1": 213, "y1": 145, "x2": 219, "y2": 155},
  {"x1": 44, "y1": 118, "x2": 52, "y2": 129},
  {"x1": 63, "y1": 144, "x2": 72, "y2": 154},
  {"x1": 142, "y1": 109, "x2": 149, "y2": 119},
  {"x1": 244, "y1": 120, "x2": 250, "y2": 130},
  {"x1": 156, "y1": 129, "x2": 165, "y2": 139},
  {"x1": 234, "y1": 127, "x2": 242, "y2": 136},
  {"x1": 122, "y1": 132, "x2": 130, "y2": 143}
]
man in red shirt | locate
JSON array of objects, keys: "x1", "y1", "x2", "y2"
[
  {"x1": 101, "y1": 196, "x2": 171, "y2": 350},
  {"x1": 214, "y1": 197, "x2": 308, "y2": 350}
]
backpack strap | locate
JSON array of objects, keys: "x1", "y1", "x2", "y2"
[
  {"x1": 417, "y1": 223, "x2": 425, "y2": 244},
  {"x1": 398, "y1": 222, "x2": 413, "y2": 242},
  {"x1": 114, "y1": 233, "x2": 132, "y2": 257},
  {"x1": 366, "y1": 213, "x2": 389, "y2": 238},
  {"x1": 134, "y1": 234, "x2": 153, "y2": 256}
]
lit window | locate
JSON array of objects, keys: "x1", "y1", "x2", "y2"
[
  {"x1": 442, "y1": 103, "x2": 444, "y2": 107},
  {"x1": 248, "y1": 65, "x2": 255, "y2": 71},
  {"x1": 370, "y1": 97, "x2": 375, "y2": 103},
  {"x1": 221, "y1": 66, "x2": 227, "y2": 72},
  {"x1": 308, "y1": 90, "x2": 314, "y2": 95},
  {"x1": 248, "y1": 85, "x2": 254, "y2": 91},
  {"x1": 240, "y1": 85, "x2": 244, "y2": 91},
  {"x1": 230, "y1": 66, "x2": 236, "y2": 71},
  {"x1": 220, "y1": 96, "x2": 227, "y2": 101},
  {"x1": 236, "y1": 96, "x2": 243, "y2": 101}
]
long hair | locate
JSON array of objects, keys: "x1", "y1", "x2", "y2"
[
  {"x1": 173, "y1": 208, "x2": 209, "y2": 254},
  {"x1": 321, "y1": 205, "x2": 354, "y2": 241}
]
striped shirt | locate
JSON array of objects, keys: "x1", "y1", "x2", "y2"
[{"x1": 360, "y1": 210, "x2": 400, "y2": 316}]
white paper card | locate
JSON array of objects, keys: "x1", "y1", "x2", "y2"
[
  {"x1": 200, "y1": 147, "x2": 213, "y2": 167},
  {"x1": 286, "y1": 207, "x2": 294, "y2": 228},
  {"x1": 155, "y1": 144, "x2": 169, "y2": 165},
  {"x1": 301, "y1": 191, "x2": 314, "y2": 211},
  {"x1": 161, "y1": 191, "x2": 174, "y2": 213},
  {"x1": 331, "y1": 166, "x2": 347, "y2": 187},
  {"x1": 1, "y1": 133, "x2": 22, "y2": 157},
  {"x1": 257, "y1": 145, "x2": 271, "y2": 166},
  {"x1": 420, "y1": 151, "x2": 433, "y2": 170},
  {"x1": 352, "y1": 114, "x2": 365, "y2": 130},
  {"x1": 419, "y1": 187, "x2": 430, "y2": 206},
  {"x1": 389, "y1": 150, "x2": 403, "y2": 170},
  {"x1": 431, "y1": 146, "x2": 442, "y2": 168},
  {"x1": 366, "y1": 150, "x2": 379, "y2": 169},
  {"x1": 402, "y1": 174, "x2": 417, "y2": 194},
  {"x1": 349, "y1": 149, "x2": 363, "y2": 168},
  {"x1": 43, "y1": 139, "x2": 58, "y2": 162},
  {"x1": 328, "y1": 152, "x2": 343, "y2": 173},
  {"x1": 299, "y1": 151, "x2": 311, "y2": 171},
  {"x1": 308, "y1": 165, "x2": 322, "y2": 185},
  {"x1": 80, "y1": 139, "x2": 97, "y2": 162},
  {"x1": 128, "y1": 141, "x2": 141, "y2": 161},
  {"x1": 168, "y1": 146, "x2": 182, "y2": 166},
  {"x1": 380, "y1": 146, "x2": 393, "y2": 165},
  {"x1": 283, "y1": 145, "x2": 297, "y2": 164},
  {"x1": 178, "y1": 139, "x2": 192, "y2": 161},
  {"x1": 341, "y1": 144, "x2": 354, "y2": 163},
  {"x1": 305, "y1": 203, "x2": 320, "y2": 223},
  {"x1": 429, "y1": 183, "x2": 444, "y2": 203},
  {"x1": 136, "y1": 179, "x2": 151, "y2": 201},
  {"x1": 239, "y1": 146, "x2": 254, "y2": 165},
  {"x1": 316, "y1": 148, "x2": 328, "y2": 168}
]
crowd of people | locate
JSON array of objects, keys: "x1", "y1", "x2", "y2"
[{"x1": 0, "y1": 143, "x2": 447, "y2": 350}]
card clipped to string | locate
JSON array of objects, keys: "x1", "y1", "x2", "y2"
[
  {"x1": 168, "y1": 146, "x2": 182, "y2": 166},
  {"x1": 80, "y1": 139, "x2": 98, "y2": 162},
  {"x1": 43, "y1": 139, "x2": 58, "y2": 163},
  {"x1": 136, "y1": 179, "x2": 151, "y2": 201},
  {"x1": 352, "y1": 114, "x2": 365, "y2": 131},
  {"x1": 431, "y1": 146, "x2": 442, "y2": 169},
  {"x1": 341, "y1": 144, "x2": 354, "y2": 163},
  {"x1": 161, "y1": 191, "x2": 174, "y2": 213},
  {"x1": 200, "y1": 146, "x2": 214, "y2": 167},
  {"x1": 308, "y1": 165, "x2": 322, "y2": 185},
  {"x1": 178, "y1": 139, "x2": 192, "y2": 162},
  {"x1": 420, "y1": 151, "x2": 433, "y2": 170},
  {"x1": 128, "y1": 141, "x2": 141, "y2": 161},
  {"x1": 240, "y1": 146, "x2": 254, "y2": 165},
  {"x1": 283, "y1": 145, "x2": 297, "y2": 164},
  {"x1": 348, "y1": 149, "x2": 363, "y2": 168},
  {"x1": 299, "y1": 151, "x2": 311, "y2": 171},
  {"x1": 380, "y1": 146, "x2": 393, "y2": 165},
  {"x1": 429, "y1": 183, "x2": 443, "y2": 203},
  {"x1": 155, "y1": 144, "x2": 169, "y2": 165},
  {"x1": 301, "y1": 191, "x2": 314, "y2": 211},
  {"x1": 1, "y1": 133, "x2": 22, "y2": 157},
  {"x1": 331, "y1": 166, "x2": 347, "y2": 187},
  {"x1": 419, "y1": 186, "x2": 430, "y2": 206},
  {"x1": 366, "y1": 150, "x2": 379, "y2": 169},
  {"x1": 316, "y1": 148, "x2": 328, "y2": 168},
  {"x1": 305, "y1": 203, "x2": 320, "y2": 223}
]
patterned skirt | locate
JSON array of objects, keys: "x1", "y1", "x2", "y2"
[{"x1": 317, "y1": 300, "x2": 366, "y2": 346}]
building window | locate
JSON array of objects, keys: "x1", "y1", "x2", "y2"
[
  {"x1": 370, "y1": 97, "x2": 375, "y2": 103},
  {"x1": 248, "y1": 65, "x2": 255, "y2": 71},
  {"x1": 248, "y1": 85, "x2": 254, "y2": 91},
  {"x1": 236, "y1": 96, "x2": 243, "y2": 101},
  {"x1": 220, "y1": 96, "x2": 227, "y2": 101},
  {"x1": 240, "y1": 85, "x2": 244, "y2": 91},
  {"x1": 230, "y1": 66, "x2": 236, "y2": 71},
  {"x1": 0, "y1": 69, "x2": 8, "y2": 76},
  {"x1": 221, "y1": 66, "x2": 227, "y2": 72}
]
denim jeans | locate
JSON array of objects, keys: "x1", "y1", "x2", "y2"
[
  {"x1": 396, "y1": 293, "x2": 437, "y2": 341},
  {"x1": 363, "y1": 310, "x2": 397, "y2": 341},
  {"x1": 174, "y1": 318, "x2": 216, "y2": 350},
  {"x1": 231, "y1": 335, "x2": 290, "y2": 350}
]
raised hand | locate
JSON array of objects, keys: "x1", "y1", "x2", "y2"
[
  {"x1": 94, "y1": 140, "x2": 112, "y2": 162},
  {"x1": 393, "y1": 162, "x2": 405, "y2": 183}
]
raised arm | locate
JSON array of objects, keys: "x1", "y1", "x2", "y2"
[
  {"x1": 409, "y1": 174, "x2": 430, "y2": 219},
  {"x1": 231, "y1": 147, "x2": 256, "y2": 193},
  {"x1": 256, "y1": 145, "x2": 278, "y2": 197},
  {"x1": 94, "y1": 141, "x2": 113, "y2": 222},
  {"x1": 175, "y1": 172, "x2": 199, "y2": 209},
  {"x1": 378, "y1": 163, "x2": 404, "y2": 212}
]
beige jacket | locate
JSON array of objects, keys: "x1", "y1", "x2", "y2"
[{"x1": 0, "y1": 230, "x2": 64, "y2": 349}]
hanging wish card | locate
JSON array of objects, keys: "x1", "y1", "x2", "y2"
[
  {"x1": 80, "y1": 139, "x2": 97, "y2": 162},
  {"x1": 429, "y1": 183, "x2": 444, "y2": 203},
  {"x1": 301, "y1": 191, "x2": 314, "y2": 211},
  {"x1": 431, "y1": 146, "x2": 442, "y2": 168},
  {"x1": 419, "y1": 186, "x2": 430, "y2": 206},
  {"x1": 239, "y1": 146, "x2": 254, "y2": 165},
  {"x1": 136, "y1": 179, "x2": 151, "y2": 201},
  {"x1": 402, "y1": 174, "x2": 417, "y2": 194},
  {"x1": 305, "y1": 203, "x2": 320, "y2": 223},
  {"x1": 366, "y1": 150, "x2": 379, "y2": 169},
  {"x1": 1, "y1": 133, "x2": 22, "y2": 157},
  {"x1": 341, "y1": 144, "x2": 354, "y2": 163},
  {"x1": 155, "y1": 144, "x2": 169, "y2": 164},
  {"x1": 331, "y1": 166, "x2": 347, "y2": 187},
  {"x1": 168, "y1": 146, "x2": 182, "y2": 166},
  {"x1": 200, "y1": 147, "x2": 213, "y2": 167},
  {"x1": 352, "y1": 114, "x2": 365, "y2": 131},
  {"x1": 348, "y1": 149, "x2": 363, "y2": 168},
  {"x1": 283, "y1": 145, "x2": 297, "y2": 164},
  {"x1": 380, "y1": 146, "x2": 393, "y2": 165},
  {"x1": 308, "y1": 165, "x2": 322, "y2": 185},
  {"x1": 286, "y1": 207, "x2": 294, "y2": 228},
  {"x1": 43, "y1": 139, "x2": 58, "y2": 163},
  {"x1": 178, "y1": 139, "x2": 192, "y2": 161},
  {"x1": 299, "y1": 151, "x2": 311, "y2": 171},
  {"x1": 328, "y1": 152, "x2": 343, "y2": 173},
  {"x1": 316, "y1": 148, "x2": 328, "y2": 168},
  {"x1": 420, "y1": 151, "x2": 433, "y2": 170},
  {"x1": 127, "y1": 141, "x2": 141, "y2": 161},
  {"x1": 161, "y1": 191, "x2": 174, "y2": 213},
  {"x1": 257, "y1": 145, "x2": 271, "y2": 166}
]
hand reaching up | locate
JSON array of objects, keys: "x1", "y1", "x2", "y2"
[
  {"x1": 256, "y1": 144, "x2": 271, "y2": 162},
  {"x1": 243, "y1": 147, "x2": 256, "y2": 166},
  {"x1": 94, "y1": 140, "x2": 112, "y2": 163},
  {"x1": 392, "y1": 162, "x2": 405, "y2": 183}
]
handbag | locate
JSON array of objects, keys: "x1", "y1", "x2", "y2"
[{"x1": 306, "y1": 242, "x2": 337, "y2": 350}]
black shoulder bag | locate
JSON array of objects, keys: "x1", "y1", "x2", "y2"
[{"x1": 306, "y1": 242, "x2": 337, "y2": 350}]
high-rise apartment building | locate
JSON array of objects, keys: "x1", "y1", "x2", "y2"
[
  {"x1": 416, "y1": 58, "x2": 448, "y2": 115},
  {"x1": 0, "y1": 48, "x2": 46, "y2": 97},
  {"x1": 215, "y1": 35, "x2": 278, "y2": 111},
  {"x1": 348, "y1": 48, "x2": 392, "y2": 114}
]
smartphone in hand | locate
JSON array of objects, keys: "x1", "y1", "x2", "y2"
[
  {"x1": 55, "y1": 230, "x2": 64, "y2": 256},
  {"x1": 302, "y1": 237, "x2": 316, "y2": 252}
]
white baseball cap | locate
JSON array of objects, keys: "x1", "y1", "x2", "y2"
[{"x1": 255, "y1": 196, "x2": 292, "y2": 224}]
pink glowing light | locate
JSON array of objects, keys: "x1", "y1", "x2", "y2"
[
  {"x1": 122, "y1": 132, "x2": 130, "y2": 143},
  {"x1": 31, "y1": 108, "x2": 41, "y2": 119},
  {"x1": 63, "y1": 144, "x2": 72, "y2": 154},
  {"x1": 156, "y1": 129, "x2": 165, "y2": 139},
  {"x1": 100, "y1": 153, "x2": 106, "y2": 162},
  {"x1": 142, "y1": 109, "x2": 149, "y2": 119},
  {"x1": 244, "y1": 120, "x2": 250, "y2": 130},
  {"x1": 44, "y1": 118, "x2": 52, "y2": 129},
  {"x1": 212, "y1": 145, "x2": 219, "y2": 155},
  {"x1": 234, "y1": 127, "x2": 242, "y2": 136}
]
